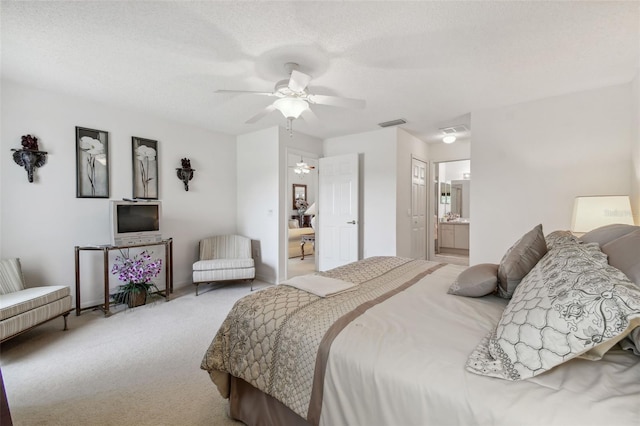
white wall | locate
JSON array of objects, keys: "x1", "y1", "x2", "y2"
[
  {"x1": 1, "y1": 79, "x2": 237, "y2": 306},
  {"x1": 236, "y1": 127, "x2": 280, "y2": 283},
  {"x1": 428, "y1": 140, "x2": 471, "y2": 163},
  {"x1": 324, "y1": 127, "x2": 398, "y2": 258},
  {"x1": 470, "y1": 83, "x2": 633, "y2": 264}
]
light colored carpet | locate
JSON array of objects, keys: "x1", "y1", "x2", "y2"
[
  {"x1": 287, "y1": 257, "x2": 315, "y2": 279},
  {"x1": 1, "y1": 280, "x2": 272, "y2": 426}
]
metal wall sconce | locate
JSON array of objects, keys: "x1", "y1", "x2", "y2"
[
  {"x1": 11, "y1": 134, "x2": 47, "y2": 183},
  {"x1": 176, "y1": 158, "x2": 195, "y2": 191}
]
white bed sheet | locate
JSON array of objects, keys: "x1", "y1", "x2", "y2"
[{"x1": 319, "y1": 264, "x2": 640, "y2": 426}]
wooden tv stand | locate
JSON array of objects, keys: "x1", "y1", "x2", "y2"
[{"x1": 74, "y1": 238, "x2": 173, "y2": 317}]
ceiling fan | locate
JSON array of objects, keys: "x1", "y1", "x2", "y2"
[
  {"x1": 216, "y1": 62, "x2": 366, "y2": 126},
  {"x1": 290, "y1": 155, "x2": 315, "y2": 175}
]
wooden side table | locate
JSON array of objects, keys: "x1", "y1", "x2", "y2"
[
  {"x1": 74, "y1": 238, "x2": 173, "y2": 317},
  {"x1": 300, "y1": 234, "x2": 315, "y2": 260}
]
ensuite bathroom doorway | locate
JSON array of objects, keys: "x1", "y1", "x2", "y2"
[{"x1": 431, "y1": 159, "x2": 471, "y2": 266}]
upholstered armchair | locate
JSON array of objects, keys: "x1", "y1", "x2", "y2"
[
  {"x1": 0, "y1": 258, "x2": 72, "y2": 342},
  {"x1": 192, "y1": 235, "x2": 256, "y2": 295}
]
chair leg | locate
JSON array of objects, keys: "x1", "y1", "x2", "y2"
[
  {"x1": 62, "y1": 312, "x2": 70, "y2": 331},
  {"x1": 195, "y1": 283, "x2": 199, "y2": 296},
  {"x1": 250, "y1": 279, "x2": 255, "y2": 291}
]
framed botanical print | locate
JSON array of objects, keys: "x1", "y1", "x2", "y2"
[
  {"x1": 132, "y1": 137, "x2": 158, "y2": 199},
  {"x1": 76, "y1": 126, "x2": 109, "y2": 198}
]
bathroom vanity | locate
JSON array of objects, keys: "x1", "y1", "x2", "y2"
[{"x1": 438, "y1": 221, "x2": 469, "y2": 254}]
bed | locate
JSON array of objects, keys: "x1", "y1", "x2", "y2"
[
  {"x1": 201, "y1": 225, "x2": 640, "y2": 425},
  {"x1": 288, "y1": 224, "x2": 314, "y2": 258}
]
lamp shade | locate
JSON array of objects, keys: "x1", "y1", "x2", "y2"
[
  {"x1": 305, "y1": 202, "x2": 317, "y2": 216},
  {"x1": 570, "y1": 195, "x2": 634, "y2": 233},
  {"x1": 274, "y1": 97, "x2": 309, "y2": 119}
]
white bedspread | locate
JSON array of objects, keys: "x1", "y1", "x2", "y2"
[{"x1": 319, "y1": 264, "x2": 640, "y2": 426}]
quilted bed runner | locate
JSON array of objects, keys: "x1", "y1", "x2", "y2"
[{"x1": 201, "y1": 256, "x2": 444, "y2": 421}]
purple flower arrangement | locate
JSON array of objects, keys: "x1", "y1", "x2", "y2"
[
  {"x1": 111, "y1": 250, "x2": 162, "y2": 284},
  {"x1": 110, "y1": 250, "x2": 162, "y2": 307}
]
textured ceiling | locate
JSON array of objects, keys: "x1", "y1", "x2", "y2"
[{"x1": 1, "y1": 1, "x2": 638, "y2": 144}]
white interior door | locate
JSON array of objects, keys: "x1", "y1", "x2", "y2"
[
  {"x1": 411, "y1": 158, "x2": 427, "y2": 259},
  {"x1": 318, "y1": 153, "x2": 359, "y2": 271}
]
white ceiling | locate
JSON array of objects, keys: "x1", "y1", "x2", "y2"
[{"x1": 1, "y1": 1, "x2": 638, "y2": 144}]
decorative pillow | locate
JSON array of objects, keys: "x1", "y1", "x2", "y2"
[
  {"x1": 580, "y1": 223, "x2": 639, "y2": 247},
  {"x1": 497, "y1": 224, "x2": 547, "y2": 299},
  {"x1": 448, "y1": 264, "x2": 498, "y2": 297},
  {"x1": 601, "y1": 229, "x2": 640, "y2": 287},
  {"x1": 467, "y1": 240, "x2": 640, "y2": 381},
  {"x1": 288, "y1": 220, "x2": 300, "y2": 229},
  {"x1": 0, "y1": 258, "x2": 26, "y2": 294},
  {"x1": 545, "y1": 230, "x2": 581, "y2": 249}
]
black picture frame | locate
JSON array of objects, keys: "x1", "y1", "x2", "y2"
[
  {"x1": 132, "y1": 137, "x2": 158, "y2": 199},
  {"x1": 76, "y1": 126, "x2": 109, "y2": 198}
]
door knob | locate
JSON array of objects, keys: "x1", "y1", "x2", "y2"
[{"x1": 347, "y1": 220, "x2": 356, "y2": 224}]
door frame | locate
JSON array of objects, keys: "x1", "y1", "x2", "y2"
[{"x1": 284, "y1": 147, "x2": 319, "y2": 280}]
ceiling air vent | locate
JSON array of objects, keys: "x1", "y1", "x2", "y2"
[
  {"x1": 378, "y1": 119, "x2": 407, "y2": 128},
  {"x1": 439, "y1": 124, "x2": 469, "y2": 134}
]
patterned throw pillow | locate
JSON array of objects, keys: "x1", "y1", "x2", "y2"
[
  {"x1": 467, "y1": 240, "x2": 640, "y2": 381},
  {"x1": 0, "y1": 258, "x2": 26, "y2": 294},
  {"x1": 497, "y1": 224, "x2": 547, "y2": 299},
  {"x1": 544, "y1": 230, "x2": 580, "y2": 249}
]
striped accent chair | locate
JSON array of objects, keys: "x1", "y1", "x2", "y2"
[
  {"x1": 0, "y1": 258, "x2": 72, "y2": 342},
  {"x1": 192, "y1": 235, "x2": 256, "y2": 295}
]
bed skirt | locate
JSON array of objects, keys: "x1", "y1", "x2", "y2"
[{"x1": 229, "y1": 376, "x2": 309, "y2": 426}]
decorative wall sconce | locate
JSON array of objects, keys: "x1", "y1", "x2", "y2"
[
  {"x1": 11, "y1": 134, "x2": 48, "y2": 183},
  {"x1": 176, "y1": 158, "x2": 195, "y2": 191}
]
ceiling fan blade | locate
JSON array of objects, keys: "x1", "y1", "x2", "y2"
[
  {"x1": 288, "y1": 70, "x2": 312, "y2": 93},
  {"x1": 308, "y1": 94, "x2": 366, "y2": 109},
  {"x1": 245, "y1": 104, "x2": 277, "y2": 124},
  {"x1": 216, "y1": 89, "x2": 276, "y2": 96},
  {"x1": 301, "y1": 109, "x2": 320, "y2": 127}
]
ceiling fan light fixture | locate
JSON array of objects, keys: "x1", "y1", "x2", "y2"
[
  {"x1": 442, "y1": 135, "x2": 457, "y2": 144},
  {"x1": 274, "y1": 97, "x2": 309, "y2": 119}
]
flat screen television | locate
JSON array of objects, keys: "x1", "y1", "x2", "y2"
[{"x1": 110, "y1": 200, "x2": 162, "y2": 246}]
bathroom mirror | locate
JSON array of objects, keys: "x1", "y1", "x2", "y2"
[{"x1": 450, "y1": 183, "x2": 463, "y2": 216}]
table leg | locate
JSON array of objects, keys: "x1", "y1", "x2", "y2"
[
  {"x1": 103, "y1": 249, "x2": 112, "y2": 317},
  {"x1": 301, "y1": 240, "x2": 306, "y2": 260},
  {"x1": 165, "y1": 240, "x2": 172, "y2": 301},
  {"x1": 75, "y1": 246, "x2": 81, "y2": 316}
]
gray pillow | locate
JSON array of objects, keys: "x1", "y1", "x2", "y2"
[
  {"x1": 580, "y1": 223, "x2": 639, "y2": 246},
  {"x1": 497, "y1": 224, "x2": 547, "y2": 299},
  {"x1": 448, "y1": 263, "x2": 498, "y2": 297},
  {"x1": 620, "y1": 328, "x2": 640, "y2": 356},
  {"x1": 601, "y1": 229, "x2": 640, "y2": 287}
]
